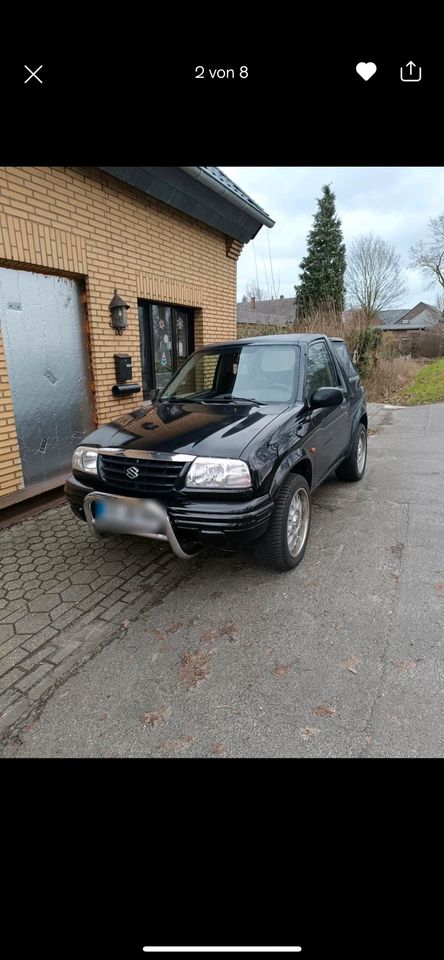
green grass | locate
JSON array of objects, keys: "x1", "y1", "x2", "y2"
[{"x1": 398, "y1": 358, "x2": 444, "y2": 405}]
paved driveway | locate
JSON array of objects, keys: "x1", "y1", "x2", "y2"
[{"x1": 1, "y1": 402, "x2": 443, "y2": 757}]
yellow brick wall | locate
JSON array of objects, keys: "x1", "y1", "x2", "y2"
[
  {"x1": 0, "y1": 166, "x2": 242, "y2": 498},
  {"x1": 0, "y1": 342, "x2": 24, "y2": 494}
]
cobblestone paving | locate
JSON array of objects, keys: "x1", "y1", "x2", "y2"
[{"x1": 0, "y1": 504, "x2": 192, "y2": 733}]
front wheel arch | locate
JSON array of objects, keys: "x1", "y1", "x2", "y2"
[
  {"x1": 252, "y1": 472, "x2": 312, "y2": 571},
  {"x1": 269, "y1": 454, "x2": 313, "y2": 500}
]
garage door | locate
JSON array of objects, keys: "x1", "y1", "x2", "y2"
[{"x1": 0, "y1": 268, "x2": 95, "y2": 488}]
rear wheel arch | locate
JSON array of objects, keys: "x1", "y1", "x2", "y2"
[{"x1": 336, "y1": 421, "x2": 367, "y2": 482}]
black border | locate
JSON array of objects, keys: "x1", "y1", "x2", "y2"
[
  {"x1": 0, "y1": 37, "x2": 439, "y2": 163},
  {"x1": 3, "y1": 758, "x2": 438, "y2": 959}
]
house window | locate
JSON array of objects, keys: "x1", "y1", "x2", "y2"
[{"x1": 138, "y1": 301, "x2": 194, "y2": 398}]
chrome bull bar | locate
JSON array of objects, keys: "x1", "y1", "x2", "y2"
[{"x1": 83, "y1": 491, "x2": 198, "y2": 561}]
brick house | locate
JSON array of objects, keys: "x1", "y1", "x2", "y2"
[
  {"x1": 375, "y1": 302, "x2": 444, "y2": 335},
  {"x1": 237, "y1": 295, "x2": 296, "y2": 331},
  {"x1": 0, "y1": 166, "x2": 273, "y2": 505}
]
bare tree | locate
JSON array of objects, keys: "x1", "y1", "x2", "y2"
[
  {"x1": 266, "y1": 231, "x2": 281, "y2": 299},
  {"x1": 244, "y1": 241, "x2": 281, "y2": 302},
  {"x1": 409, "y1": 213, "x2": 444, "y2": 293},
  {"x1": 435, "y1": 289, "x2": 444, "y2": 315},
  {"x1": 346, "y1": 234, "x2": 407, "y2": 320},
  {"x1": 244, "y1": 280, "x2": 269, "y2": 301}
]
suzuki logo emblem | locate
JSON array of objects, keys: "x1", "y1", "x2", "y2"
[{"x1": 126, "y1": 465, "x2": 139, "y2": 479}]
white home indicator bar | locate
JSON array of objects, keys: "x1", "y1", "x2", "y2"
[{"x1": 143, "y1": 949, "x2": 302, "y2": 954}]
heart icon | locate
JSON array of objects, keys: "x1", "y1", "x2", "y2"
[{"x1": 356, "y1": 61, "x2": 377, "y2": 81}]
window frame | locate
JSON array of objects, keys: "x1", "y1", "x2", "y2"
[
  {"x1": 330, "y1": 340, "x2": 359, "y2": 387},
  {"x1": 138, "y1": 300, "x2": 194, "y2": 399},
  {"x1": 304, "y1": 338, "x2": 340, "y2": 400}
]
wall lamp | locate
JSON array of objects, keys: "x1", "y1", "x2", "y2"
[{"x1": 109, "y1": 288, "x2": 130, "y2": 335}]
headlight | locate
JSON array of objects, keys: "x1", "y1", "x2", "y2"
[
  {"x1": 185, "y1": 457, "x2": 251, "y2": 489},
  {"x1": 72, "y1": 446, "x2": 99, "y2": 475}
]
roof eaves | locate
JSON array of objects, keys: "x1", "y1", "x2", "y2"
[{"x1": 180, "y1": 167, "x2": 275, "y2": 229}]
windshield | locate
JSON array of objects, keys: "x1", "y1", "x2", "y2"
[{"x1": 160, "y1": 343, "x2": 300, "y2": 404}]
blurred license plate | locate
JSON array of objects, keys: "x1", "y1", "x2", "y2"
[{"x1": 94, "y1": 498, "x2": 165, "y2": 536}]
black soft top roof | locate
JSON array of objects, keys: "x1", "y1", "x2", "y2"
[{"x1": 197, "y1": 333, "x2": 343, "y2": 351}]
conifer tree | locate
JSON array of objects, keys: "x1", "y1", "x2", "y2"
[{"x1": 295, "y1": 184, "x2": 346, "y2": 317}]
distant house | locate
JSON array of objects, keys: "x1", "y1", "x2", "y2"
[
  {"x1": 237, "y1": 295, "x2": 295, "y2": 329},
  {"x1": 376, "y1": 302, "x2": 444, "y2": 333}
]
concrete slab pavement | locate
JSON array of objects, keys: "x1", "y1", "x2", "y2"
[{"x1": 1, "y1": 402, "x2": 443, "y2": 756}]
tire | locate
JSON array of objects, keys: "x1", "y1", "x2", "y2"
[
  {"x1": 336, "y1": 423, "x2": 367, "y2": 481},
  {"x1": 252, "y1": 473, "x2": 311, "y2": 572}
]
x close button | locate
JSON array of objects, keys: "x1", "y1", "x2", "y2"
[{"x1": 24, "y1": 64, "x2": 43, "y2": 84}]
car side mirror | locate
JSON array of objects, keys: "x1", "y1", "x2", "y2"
[
  {"x1": 149, "y1": 388, "x2": 160, "y2": 403},
  {"x1": 310, "y1": 387, "x2": 343, "y2": 408}
]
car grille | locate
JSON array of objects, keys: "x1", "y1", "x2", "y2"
[{"x1": 98, "y1": 455, "x2": 185, "y2": 496}]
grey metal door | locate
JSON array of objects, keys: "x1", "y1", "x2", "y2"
[{"x1": 0, "y1": 268, "x2": 95, "y2": 487}]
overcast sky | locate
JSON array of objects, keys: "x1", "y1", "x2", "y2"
[{"x1": 221, "y1": 167, "x2": 444, "y2": 307}]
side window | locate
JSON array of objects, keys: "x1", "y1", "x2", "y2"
[
  {"x1": 332, "y1": 341, "x2": 359, "y2": 379},
  {"x1": 306, "y1": 341, "x2": 338, "y2": 396}
]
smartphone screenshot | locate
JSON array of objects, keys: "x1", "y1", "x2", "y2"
[{"x1": 0, "y1": 35, "x2": 440, "y2": 960}]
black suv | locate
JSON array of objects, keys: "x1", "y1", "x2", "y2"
[{"x1": 65, "y1": 334, "x2": 367, "y2": 571}]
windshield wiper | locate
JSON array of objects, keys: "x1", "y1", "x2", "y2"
[
  {"x1": 208, "y1": 394, "x2": 266, "y2": 405},
  {"x1": 161, "y1": 395, "x2": 204, "y2": 403}
]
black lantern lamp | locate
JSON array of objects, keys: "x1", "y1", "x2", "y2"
[{"x1": 109, "y1": 288, "x2": 130, "y2": 335}]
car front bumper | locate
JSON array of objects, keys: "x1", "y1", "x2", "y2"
[{"x1": 64, "y1": 475, "x2": 273, "y2": 558}]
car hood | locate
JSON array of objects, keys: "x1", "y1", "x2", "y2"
[{"x1": 81, "y1": 399, "x2": 292, "y2": 460}]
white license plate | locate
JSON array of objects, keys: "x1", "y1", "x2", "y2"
[{"x1": 94, "y1": 498, "x2": 165, "y2": 536}]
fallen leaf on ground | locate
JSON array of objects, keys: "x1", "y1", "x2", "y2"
[
  {"x1": 394, "y1": 659, "x2": 418, "y2": 672},
  {"x1": 212, "y1": 742, "x2": 228, "y2": 755},
  {"x1": 389, "y1": 543, "x2": 404, "y2": 559},
  {"x1": 179, "y1": 650, "x2": 211, "y2": 689},
  {"x1": 346, "y1": 655, "x2": 359, "y2": 674},
  {"x1": 121, "y1": 619, "x2": 130, "y2": 628},
  {"x1": 314, "y1": 704, "x2": 336, "y2": 717},
  {"x1": 140, "y1": 704, "x2": 171, "y2": 727},
  {"x1": 160, "y1": 736, "x2": 195, "y2": 753},
  {"x1": 366, "y1": 735, "x2": 373, "y2": 745},
  {"x1": 265, "y1": 647, "x2": 275, "y2": 656},
  {"x1": 274, "y1": 664, "x2": 291, "y2": 677},
  {"x1": 98, "y1": 713, "x2": 108, "y2": 721},
  {"x1": 434, "y1": 583, "x2": 444, "y2": 595},
  {"x1": 167, "y1": 622, "x2": 182, "y2": 634},
  {"x1": 299, "y1": 727, "x2": 319, "y2": 740},
  {"x1": 154, "y1": 628, "x2": 167, "y2": 642},
  {"x1": 218, "y1": 622, "x2": 237, "y2": 636},
  {"x1": 201, "y1": 628, "x2": 217, "y2": 643}
]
